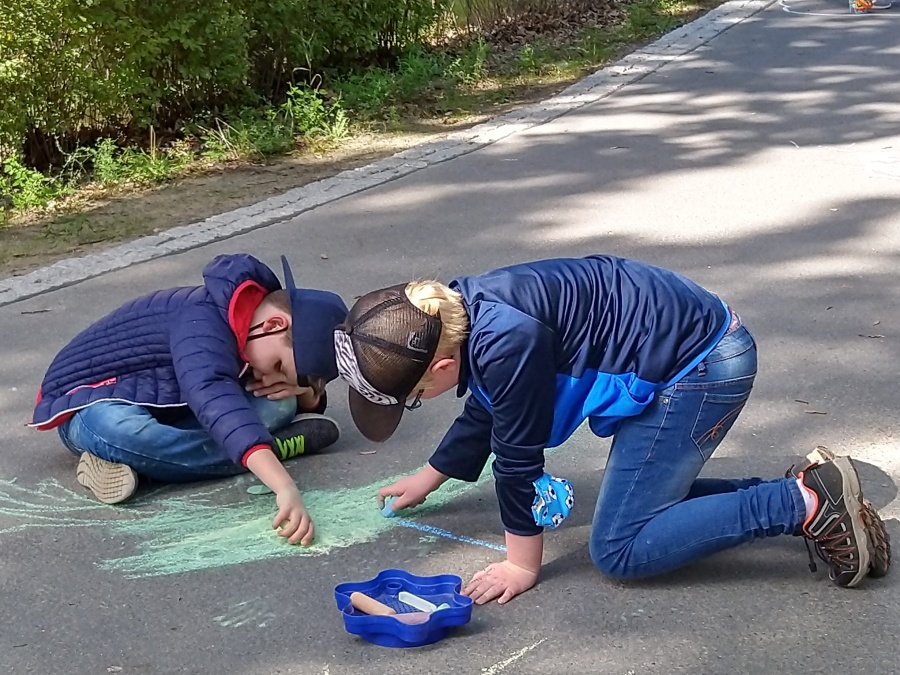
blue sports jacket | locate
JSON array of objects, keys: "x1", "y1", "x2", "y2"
[
  {"x1": 31, "y1": 254, "x2": 296, "y2": 466},
  {"x1": 427, "y1": 255, "x2": 730, "y2": 536}
]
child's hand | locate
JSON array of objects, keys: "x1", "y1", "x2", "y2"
[
  {"x1": 246, "y1": 374, "x2": 311, "y2": 401},
  {"x1": 377, "y1": 464, "x2": 448, "y2": 513},
  {"x1": 463, "y1": 560, "x2": 538, "y2": 605},
  {"x1": 244, "y1": 371, "x2": 315, "y2": 401},
  {"x1": 273, "y1": 487, "x2": 315, "y2": 545}
]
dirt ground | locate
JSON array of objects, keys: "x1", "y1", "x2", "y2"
[
  {"x1": 0, "y1": 99, "x2": 553, "y2": 280},
  {"x1": 0, "y1": 131, "x2": 437, "y2": 278}
]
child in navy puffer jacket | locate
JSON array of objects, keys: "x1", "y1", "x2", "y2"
[{"x1": 31, "y1": 253, "x2": 346, "y2": 546}]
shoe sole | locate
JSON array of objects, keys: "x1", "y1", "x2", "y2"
[
  {"x1": 861, "y1": 498, "x2": 891, "y2": 578},
  {"x1": 75, "y1": 452, "x2": 137, "y2": 504},
  {"x1": 807, "y1": 448, "x2": 890, "y2": 578}
]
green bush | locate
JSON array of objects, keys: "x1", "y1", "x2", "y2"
[
  {"x1": 0, "y1": 156, "x2": 68, "y2": 211},
  {"x1": 1, "y1": 0, "x2": 252, "y2": 166},
  {"x1": 330, "y1": 39, "x2": 494, "y2": 122},
  {"x1": 83, "y1": 138, "x2": 190, "y2": 186},
  {"x1": 0, "y1": 0, "x2": 453, "y2": 167}
]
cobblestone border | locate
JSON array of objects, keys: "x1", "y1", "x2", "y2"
[{"x1": 0, "y1": 0, "x2": 774, "y2": 307}]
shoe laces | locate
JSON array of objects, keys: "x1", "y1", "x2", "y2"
[
  {"x1": 275, "y1": 435, "x2": 305, "y2": 460},
  {"x1": 803, "y1": 539, "x2": 818, "y2": 573},
  {"x1": 805, "y1": 511, "x2": 860, "y2": 577},
  {"x1": 786, "y1": 463, "x2": 858, "y2": 577}
]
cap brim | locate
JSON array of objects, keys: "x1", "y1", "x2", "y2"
[{"x1": 348, "y1": 387, "x2": 405, "y2": 443}]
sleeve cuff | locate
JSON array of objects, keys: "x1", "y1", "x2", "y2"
[
  {"x1": 241, "y1": 444, "x2": 271, "y2": 467},
  {"x1": 504, "y1": 524, "x2": 544, "y2": 537},
  {"x1": 428, "y1": 455, "x2": 485, "y2": 483}
]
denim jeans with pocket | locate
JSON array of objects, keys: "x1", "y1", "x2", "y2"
[
  {"x1": 588, "y1": 324, "x2": 806, "y2": 579},
  {"x1": 57, "y1": 393, "x2": 297, "y2": 483}
]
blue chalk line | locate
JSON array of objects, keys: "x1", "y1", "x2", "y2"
[{"x1": 394, "y1": 519, "x2": 506, "y2": 552}]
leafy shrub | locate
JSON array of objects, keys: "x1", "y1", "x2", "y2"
[
  {"x1": 0, "y1": 0, "x2": 453, "y2": 167},
  {"x1": 0, "y1": 156, "x2": 68, "y2": 211}
]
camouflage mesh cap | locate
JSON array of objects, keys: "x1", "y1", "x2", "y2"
[{"x1": 333, "y1": 284, "x2": 442, "y2": 442}]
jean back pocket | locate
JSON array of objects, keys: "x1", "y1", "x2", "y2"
[{"x1": 691, "y1": 389, "x2": 752, "y2": 461}]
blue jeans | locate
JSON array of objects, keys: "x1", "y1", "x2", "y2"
[
  {"x1": 589, "y1": 325, "x2": 806, "y2": 580},
  {"x1": 57, "y1": 394, "x2": 297, "y2": 483}
]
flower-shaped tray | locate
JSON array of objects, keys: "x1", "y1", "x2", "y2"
[{"x1": 334, "y1": 569, "x2": 473, "y2": 648}]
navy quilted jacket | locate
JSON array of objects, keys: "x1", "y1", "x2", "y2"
[{"x1": 31, "y1": 254, "x2": 284, "y2": 465}]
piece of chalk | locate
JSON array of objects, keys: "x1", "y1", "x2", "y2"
[
  {"x1": 398, "y1": 591, "x2": 438, "y2": 613},
  {"x1": 247, "y1": 484, "x2": 273, "y2": 495},
  {"x1": 349, "y1": 592, "x2": 396, "y2": 616},
  {"x1": 382, "y1": 497, "x2": 397, "y2": 518}
]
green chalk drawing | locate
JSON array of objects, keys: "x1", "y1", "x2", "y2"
[
  {"x1": 100, "y1": 469, "x2": 493, "y2": 578},
  {"x1": 0, "y1": 478, "x2": 129, "y2": 534},
  {"x1": 0, "y1": 468, "x2": 495, "y2": 579},
  {"x1": 0, "y1": 477, "x2": 244, "y2": 536},
  {"x1": 3, "y1": 432, "x2": 587, "y2": 580}
]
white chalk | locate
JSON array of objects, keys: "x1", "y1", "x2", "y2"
[{"x1": 398, "y1": 591, "x2": 438, "y2": 613}]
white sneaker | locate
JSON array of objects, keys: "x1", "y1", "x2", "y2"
[
  {"x1": 76, "y1": 452, "x2": 138, "y2": 504},
  {"x1": 870, "y1": 0, "x2": 893, "y2": 9}
]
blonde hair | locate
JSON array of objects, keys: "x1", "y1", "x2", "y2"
[{"x1": 405, "y1": 280, "x2": 469, "y2": 389}]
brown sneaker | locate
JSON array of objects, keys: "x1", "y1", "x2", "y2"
[
  {"x1": 789, "y1": 448, "x2": 891, "y2": 579},
  {"x1": 75, "y1": 452, "x2": 138, "y2": 504},
  {"x1": 796, "y1": 454, "x2": 871, "y2": 588}
]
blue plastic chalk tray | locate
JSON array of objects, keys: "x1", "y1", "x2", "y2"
[{"x1": 334, "y1": 569, "x2": 473, "y2": 648}]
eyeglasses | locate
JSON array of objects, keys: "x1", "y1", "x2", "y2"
[
  {"x1": 246, "y1": 322, "x2": 312, "y2": 387},
  {"x1": 246, "y1": 321, "x2": 289, "y2": 342},
  {"x1": 404, "y1": 389, "x2": 424, "y2": 411}
]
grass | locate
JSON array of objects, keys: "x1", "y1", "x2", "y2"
[{"x1": 0, "y1": 0, "x2": 720, "y2": 274}]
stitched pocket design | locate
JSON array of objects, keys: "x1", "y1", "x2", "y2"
[{"x1": 691, "y1": 390, "x2": 751, "y2": 461}]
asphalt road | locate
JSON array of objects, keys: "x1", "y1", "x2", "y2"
[{"x1": 2, "y1": 2, "x2": 899, "y2": 673}]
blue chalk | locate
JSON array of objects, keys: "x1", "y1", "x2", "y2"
[{"x1": 382, "y1": 497, "x2": 397, "y2": 518}]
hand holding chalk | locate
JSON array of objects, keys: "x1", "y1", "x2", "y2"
[
  {"x1": 376, "y1": 467, "x2": 445, "y2": 517},
  {"x1": 382, "y1": 496, "x2": 398, "y2": 518}
]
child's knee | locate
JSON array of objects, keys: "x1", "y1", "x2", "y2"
[
  {"x1": 57, "y1": 423, "x2": 83, "y2": 457},
  {"x1": 77, "y1": 401, "x2": 151, "y2": 439},
  {"x1": 60, "y1": 403, "x2": 151, "y2": 462},
  {"x1": 589, "y1": 537, "x2": 639, "y2": 581},
  {"x1": 253, "y1": 396, "x2": 297, "y2": 430}
]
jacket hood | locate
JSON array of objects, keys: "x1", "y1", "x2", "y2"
[{"x1": 202, "y1": 254, "x2": 281, "y2": 322}]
